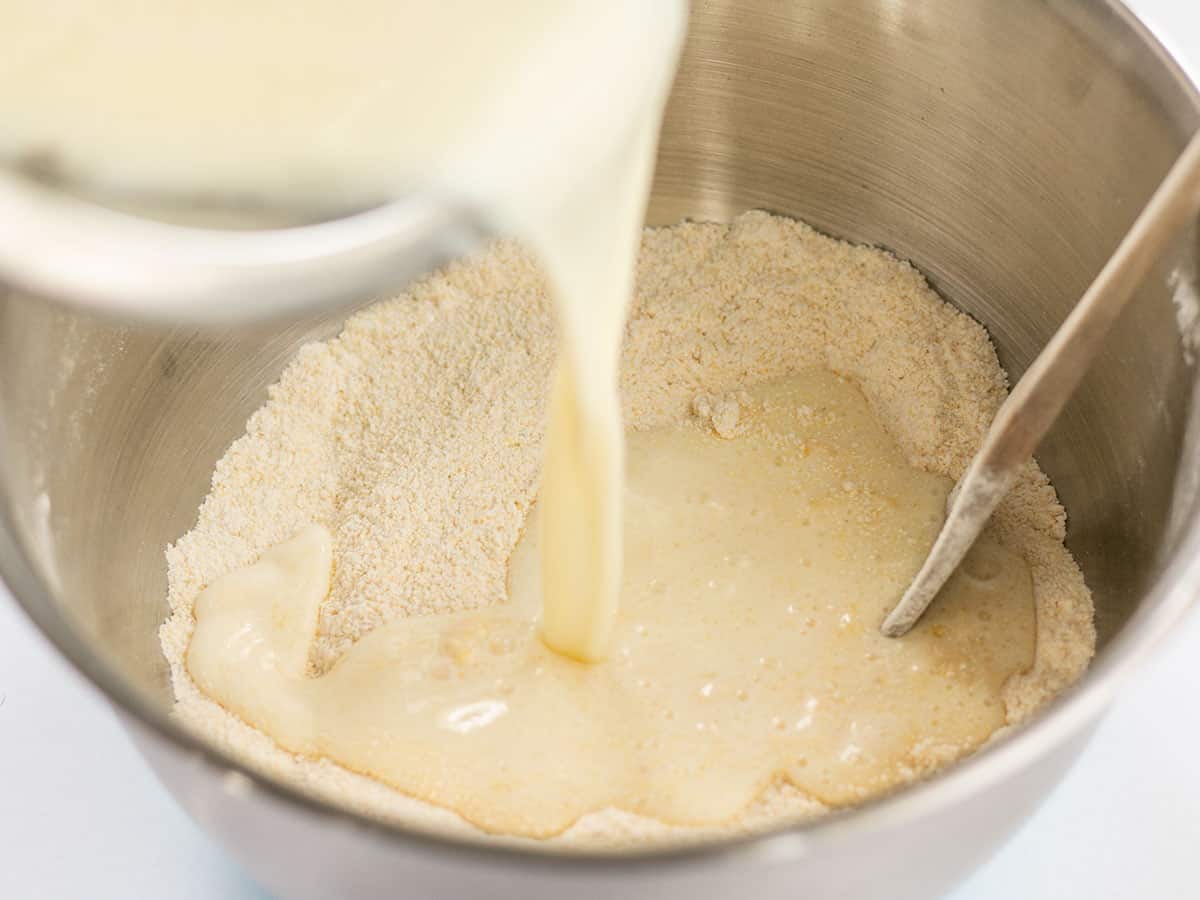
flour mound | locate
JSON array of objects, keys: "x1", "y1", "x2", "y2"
[{"x1": 160, "y1": 211, "x2": 1094, "y2": 847}]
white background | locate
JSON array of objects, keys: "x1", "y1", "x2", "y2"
[{"x1": 2, "y1": 1, "x2": 1199, "y2": 897}]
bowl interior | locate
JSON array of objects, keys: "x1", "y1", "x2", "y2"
[{"x1": 1, "y1": 0, "x2": 1198, "y2": 830}]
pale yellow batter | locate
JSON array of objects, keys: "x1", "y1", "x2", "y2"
[{"x1": 187, "y1": 370, "x2": 1034, "y2": 838}]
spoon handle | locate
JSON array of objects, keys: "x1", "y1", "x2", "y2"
[{"x1": 882, "y1": 129, "x2": 1200, "y2": 638}]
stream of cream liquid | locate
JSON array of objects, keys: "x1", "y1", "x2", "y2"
[
  {"x1": 188, "y1": 371, "x2": 1035, "y2": 837},
  {"x1": 3, "y1": 0, "x2": 683, "y2": 663}
]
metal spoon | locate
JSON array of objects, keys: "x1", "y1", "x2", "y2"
[{"x1": 881, "y1": 129, "x2": 1200, "y2": 638}]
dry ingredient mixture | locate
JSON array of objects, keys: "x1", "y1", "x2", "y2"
[{"x1": 161, "y1": 211, "x2": 1094, "y2": 847}]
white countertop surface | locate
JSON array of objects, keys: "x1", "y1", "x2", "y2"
[{"x1": 2, "y1": 2, "x2": 1199, "y2": 897}]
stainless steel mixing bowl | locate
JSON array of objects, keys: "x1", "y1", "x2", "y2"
[{"x1": 3, "y1": 1, "x2": 1199, "y2": 897}]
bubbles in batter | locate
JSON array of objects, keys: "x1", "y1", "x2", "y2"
[{"x1": 186, "y1": 369, "x2": 1035, "y2": 838}]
